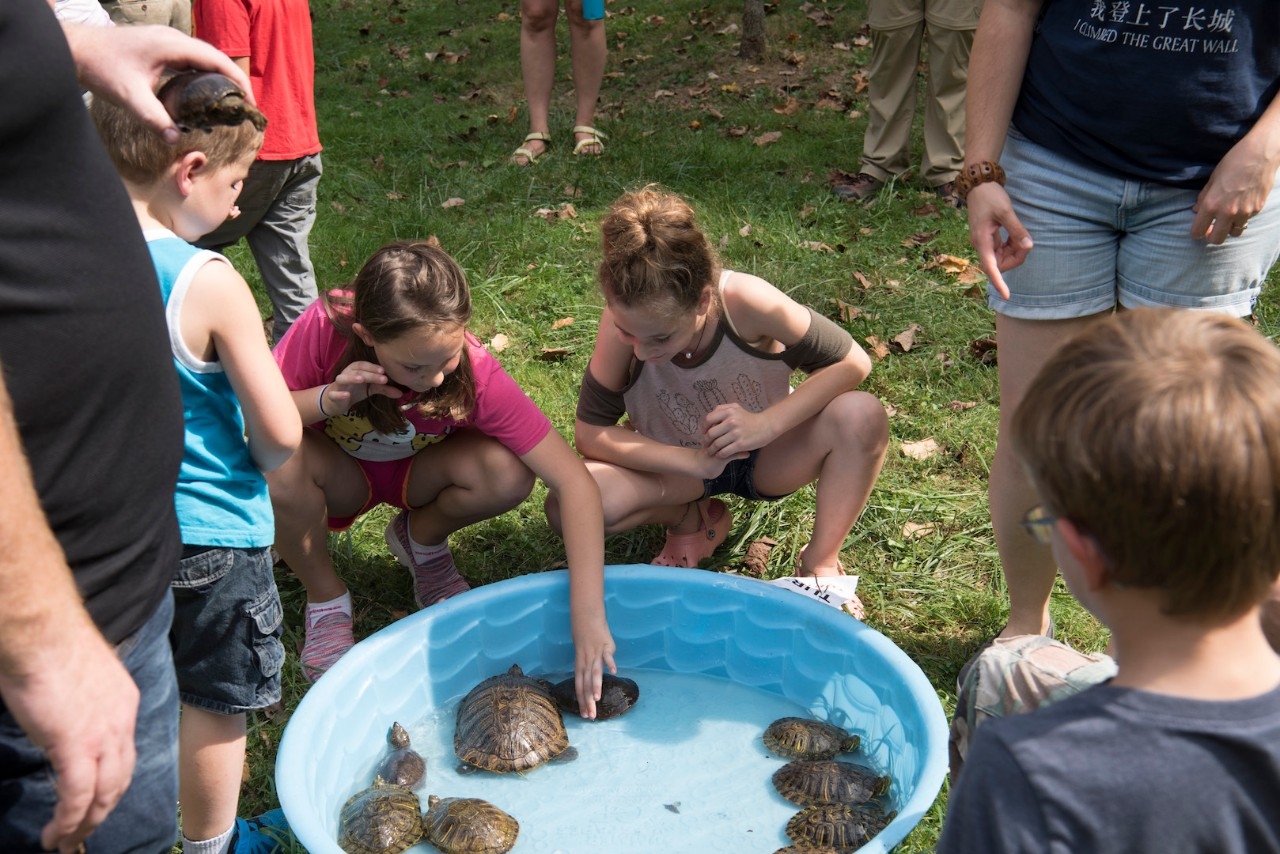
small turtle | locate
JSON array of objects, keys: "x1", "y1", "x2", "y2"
[
  {"x1": 422, "y1": 795, "x2": 519, "y2": 854},
  {"x1": 454, "y1": 663, "x2": 571, "y2": 773},
  {"x1": 785, "y1": 803, "x2": 896, "y2": 851},
  {"x1": 763, "y1": 717, "x2": 861, "y2": 761},
  {"x1": 156, "y1": 71, "x2": 267, "y2": 133},
  {"x1": 549, "y1": 672, "x2": 641, "y2": 720},
  {"x1": 378, "y1": 721, "x2": 426, "y2": 789},
  {"x1": 772, "y1": 759, "x2": 891, "y2": 807},
  {"x1": 337, "y1": 776, "x2": 423, "y2": 854}
]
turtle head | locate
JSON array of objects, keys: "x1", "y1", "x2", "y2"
[{"x1": 389, "y1": 721, "x2": 411, "y2": 749}]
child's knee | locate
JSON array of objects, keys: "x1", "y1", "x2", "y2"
[{"x1": 826, "y1": 391, "x2": 890, "y2": 455}]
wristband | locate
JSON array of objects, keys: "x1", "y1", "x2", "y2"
[
  {"x1": 955, "y1": 161, "x2": 1007, "y2": 202},
  {"x1": 318, "y1": 383, "x2": 334, "y2": 417}
]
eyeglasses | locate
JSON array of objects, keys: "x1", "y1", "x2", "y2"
[{"x1": 1021, "y1": 505, "x2": 1057, "y2": 544}]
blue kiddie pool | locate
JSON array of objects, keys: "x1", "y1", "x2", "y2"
[{"x1": 277, "y1": 565, "x2": 947, "y2": 853}]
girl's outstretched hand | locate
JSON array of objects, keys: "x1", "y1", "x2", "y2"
[
  {"x1": 573, "y1": 617, "x2": 617, "y2": 720},
  {"x1": 702, "y1": 403, "x2": 774, "y2": 459}
]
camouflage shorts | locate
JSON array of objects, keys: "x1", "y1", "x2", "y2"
[{"x1": 949, "y1": 634, "x2": 1116, "y2": 783}]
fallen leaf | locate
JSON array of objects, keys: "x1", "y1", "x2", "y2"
[
  {"x1": 705, "y1": 106, "x2": 724, "y2": 119},
  {"x1": 902, "y1": 521, "x2": 936, "y2": 540},
  {"x1": 425, "y1": 235, "x2": 441, "y2": 248},
  {"x1": 853, "y1": 270, "x2": 874, "y2": 290},
  {"x1": 948, "y1": 400, "x2": 978, "y2": 411},
  {"x1": 799, "y1": 240, "x2": 835, "y2": 253},
  {"x1": 739, "y1": 224, "x2": 753, "y2": 237},
  {"x1": 773, "y1": 98, "x2": 800, "y2": 116},
  {"x1": 891, "y1": 323, "x2": 923, "y2": 352},
  {"x1": 753, "y1": 130, "x2": 782, "y2": 146},
  {"x1": 727, "y1": 126, "x2": 748, "y2": 137},
  {"x1": 913, "y1": 201, "x2": 941, "y2": 217},
  {"x1": 563, "y1": 184, "x2": 582, "y2": 198},
  {"x1": 865, "y1": 335, "x2": 890, "y2": 361},
  {"x1": 901, "y1": 438, "x2": 942, "y2": 460},
  {"x1": 831, "y1": 298, "x2": 861, "y2": 323},
  {"x1": 489, "y1": 333, "x2": 510, "y2": 353},
  {"x1": 815, "y1": 97, "x2": 845, "y2": 111},
  {"x1": 551, "y1": 317, "x2": 574, "y2": 330},
  {"x1": 958, "y1": 266, "x2": 987, "y2": 286},
  {"x1": 330, "y1": 200, "x2": 347, "y2": 213},
  {"x1": 969, "y1": 336, "x2": 998, "y2": 365},
  {"x1": 539, "y1": 347, "x2": 570, "y2": 361},
  {"x1": 740, "y1": 536, "x2": 777, "y2": 578},
  {"x1": 653, "y1": 89, "x2": 676, "y2": 99},
  {"x1": 441, "y1": 197, "x2": 465, "y2": 208},
  {"x1": 719, "y1": 234, "x2": 730, "y2": 247},
  {"x1": 386, "y1": 191, "x2": 406, "y2": 200},
  {"x1": 798, "y1": 204, "x2": 816, "y2": 219},
  {"x1": 506, "y1": 105, "x2": 518, "y2": 124},
  {"x1": 688, "y1": 120, "x2": 701, "y2": 130},
  {"x1": 925, "y1": 253, "x2": 973, "y2": 275},
  {"x1": 903, "y1": 229, "x2": 940, "y2": 247}
]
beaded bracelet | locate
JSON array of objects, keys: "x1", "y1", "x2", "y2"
[
  {"x1": 318, "y1": 383, "x2": 334, "y2": 418},
  {"x1": 955, "y1": 160, "x2": 1007, "y2": 202}
]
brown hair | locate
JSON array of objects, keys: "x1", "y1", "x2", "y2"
[
  {"x1": 326, "y1": 241, "x2": 475, "y2": 434},
  {"x1": 1012, "y1": 308, "x2": 1280, "y2": 621},
  {"x1": 89, "y1": 86, "x2": 265, "y2": 185},
  {"x1": 598, "y1": 187, "x2": 718, "y2": 317}
]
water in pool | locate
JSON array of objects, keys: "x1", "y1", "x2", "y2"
[{"x1": 351, "y1": 668, "x2": 885, "y2": 853}]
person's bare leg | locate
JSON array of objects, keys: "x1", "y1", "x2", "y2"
[
  {"x1": 565, "y1": 1, "x2": 606, "y2": 153},
  {"x1": 266, "y1": 429, "x2": 368, "y2": 604},
  {"x1": 753, "y1": 391, "x2": 889, "y2": 577},
  {"x1": 991, "y1": 312, "x2": 1107, "y2": 637},
  {"x1": 178, "y1": 707, "x2": 246, "y2": 842},
  {"x1": 515, "y1": 0, "x2": 559, "y2": 163}
]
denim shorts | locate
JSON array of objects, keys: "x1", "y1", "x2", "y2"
[
  {"x1": 991, "y1": 127, "x2": 1280, "y2": 320},
  {"x1": 701, "y1": 449, "x2": 790, "y2": 502},
  {"x1": 0, "y1": 592, "x2": 179, "y2": 852},
  {"x1": 170, "y1": 546, "x2": 284, "y2": 714}
]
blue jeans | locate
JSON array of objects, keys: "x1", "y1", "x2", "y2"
[
  {"x1": 0, "y1": 593, "x2": 178, "y2": 853},
  {"x1": 196, "y1": 154, "x2": 322, "y2": 343},
  {"x1": 991, "y1": 127, "x2": 1280, "y2": 320}
]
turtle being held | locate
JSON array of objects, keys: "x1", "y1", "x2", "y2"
[
  {"x1": 549, "y1": 672, "x2": 640, "y2": 720},
  {"x1": 378, "y1": 721, "x2": 426, "y2": 789},
  {"x1": 763, "y1": 717, "x2": 861, "y2": 761},
  {"x1": 772, "y1": 759, "x2": 890, "y2": 808},
  {"x1": 423, "y1": 795, "x2": 519, "y2": 854},
  {"x1": 156, "y1": 71, "x2": 267, "y2": 133},
  {"x1": 454, "y1": 663, "x2": 572, "y2": 774},
  {"x1": 337, "y1": 776, "x2": 422, "y2": 854}
]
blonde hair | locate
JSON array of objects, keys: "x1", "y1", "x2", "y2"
[
  {"x1": 90, "y1": 86, "x2": 264, "y2": 185},
  {"x1": 599, "y1": 187, "x2": 718, "y2": 317},
  {"x1": 326, "y1": 241, "x2": 475, "y2": 434},
  {"x1": 1013, "y1": 308, "x2": 1280, "y2": 621}
]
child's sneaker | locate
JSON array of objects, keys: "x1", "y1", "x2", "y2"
[
  {"x1": 233, "y1": 808, "x2": 292, "y2": 854},
  {"x1": 300, "y1": 609, "x2": 354, "y2": 682},
  {"x1": 384, "y1": 511, "x2": 471, "y2": 608}
]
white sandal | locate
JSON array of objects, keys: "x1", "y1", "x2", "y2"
[
  {"x1": 511, "y1": 131, "x2": 551, "y2": 165},
  {"x1": 571, "y1": 125, "x2": 606, "y2": 156}
]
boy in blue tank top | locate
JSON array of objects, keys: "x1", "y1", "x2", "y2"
[{"x1": 91, "y1": 76, "x2": 302, "y2": 854}]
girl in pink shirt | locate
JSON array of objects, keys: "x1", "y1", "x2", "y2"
[{"x1": 271, "y1": 241, "x2": 614, "y2": 717}]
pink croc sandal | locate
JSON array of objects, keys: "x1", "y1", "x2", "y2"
[{"x1": 651, "y1": 499, "x2": 733, "y2": 568}]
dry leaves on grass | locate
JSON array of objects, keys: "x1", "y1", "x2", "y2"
[
  {"x1": 539, "y1": 347, "x2": 570, "y2": 362},
  {"x1": 891, "y1": 323, "x2": 923, "y2": 352},
  {"x1": 830, "y1": 298, "x2": 861, "y2": 323},
  {"x1": 489, "y1": 333, "x2": 510, "y2": 353},
  {"x1": 902, "y1": 521, "x2": 937, "y2": 540},
  {"x1": 865, "y1": 335, "x2": 890, "y2": 361},
  {"x1": 441, "y1": 197, "x2": 465, "y2": 208},
  {"x1": 534, "y1": 203, "x2": 578, "y2": 222},
  {"x1": 753, "y1": 130, "x2": 782, "y2": 146},
  {"x1": 925, "y1": 253, "x2": 987, "y2": 286},
  {"x1": 901, "y1": 438, "x2": 942, "y2": 460},
  {"x1": 970, "y1": 336, "x2": 998, "y2": 365},
  {"x1": 948, "y1": 400, "x2": 978, "y2": 411},
  {"x1": 799, "y1": 240, "x2": 836, "y2": 253},
  {"x1": 903, "y1": 229, "x2": 940, "y2": 247},
  {"x1": 740, "y1": 536, "x2": 778, "y2": 578},
  {"x1": 551, "y1": 317, "x2": 574, "y2": 331}
]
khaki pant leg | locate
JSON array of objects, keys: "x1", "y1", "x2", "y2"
[
  {"x1": 920, "y1": 23, "x2": 975, "y2": 184},
  {"x1": 860, "y1": 20, "x2": 926, "y2": 179}
]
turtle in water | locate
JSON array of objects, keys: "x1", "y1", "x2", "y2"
[
  {"x1": 337, "y1": 776, "x2": 423, "y2": 854},
  {"x1": 549, "y1": 672, "x2": 641, "y2": 720},
  {"x1": 454, "y1": 663, "x2": 572, "y2": 773},
  {"x1": 763, "y1": 717, "x2": 861, "y2": 761},
  {"x1": 377, "y1": 721, "x2": 426, "y2": 789},
  {"x1": 156, "y1": 71, "x2": 267, "y2": 133},
  {"x1": 784, "y1": 803, "x2": 897, "y2": 852},
  {"x1": 422, "y1": 795, "x2": 519, "y2": 854},
  {"x1": 772, "y1": 759, "x2": 891, "y2": 807}
]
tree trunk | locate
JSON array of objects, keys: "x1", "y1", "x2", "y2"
[{"x1": 740, "y1": 0, "x2": 766, "y2": 61}]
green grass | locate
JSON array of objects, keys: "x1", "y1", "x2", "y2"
[{"x1": 218, "y1": 1, "x2": 1280, "y2": 850}]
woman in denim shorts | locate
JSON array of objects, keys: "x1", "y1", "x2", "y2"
[{"x1": 960, "y1": 0, "x2": 1280, "y2": 640}]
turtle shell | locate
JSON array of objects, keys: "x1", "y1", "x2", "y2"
[
  {"x1": 763, "y1": 717, "x2": 860, "y2": 760},
  {"x1": 772, "y1": 759, "x2": 891, "y2": 807},
  {"x1": 337, "y1": 776, "x2": 423, "y2": 854},
  {"x1": 785, "y1": 803, "x2": 894, "y2": 851},
  {"x1": 454, "y1": 663, "x2": 569, "y2": 773},
  {"x1": 378, "y1": 721, "x2": 426, "y2": 789},
  {"x1": 422, "y1": 795, "x2": 519, "y2": 854},
  {"x1": 156, "y1": 71, "x2": 267, "y2": 132},
  {"x1": 549, "y1": 672, "x2": 640, "y2": 720}
]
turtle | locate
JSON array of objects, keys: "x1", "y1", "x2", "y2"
[
  {"x1": 772, "y1": 759, "x2": 891, "y2": 807},
  {"x1": 337, "y1": 775, "x2": 423, "y2": 854},
  {"x1": 377, "y1": 721, "x2": 426, "y2": 789},
  {"x1": 549, "y1": 672, "x2": 641, "y2": 720},
  {"x1": 453, "y1": 663, "x2": 571, "y2": 773},
  {"x1": 156, "y1": 71, "x2": 267, "y2": 133},
  {"x1": 763, "y1": 717, "x2": 861, "y2": 761},
  {"x1": 784, "y1": 803, "x2": 897, "y2": 851},
  {"x1": 422, "y1": 794, "x2": 520, "y2": 854}
]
